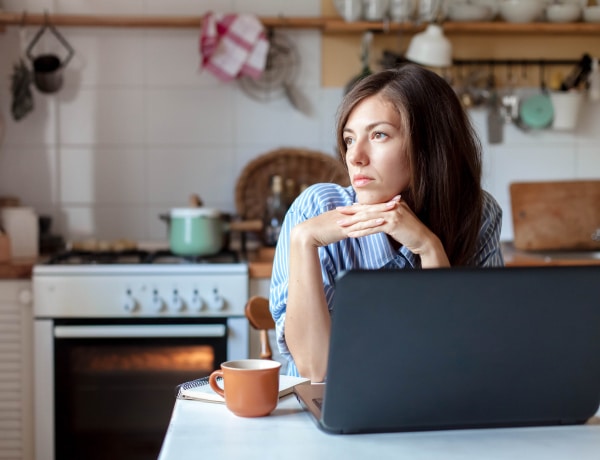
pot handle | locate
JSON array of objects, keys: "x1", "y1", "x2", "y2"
[{"x1": 26, "y1": 14, "x2": 75, "y2": 68}]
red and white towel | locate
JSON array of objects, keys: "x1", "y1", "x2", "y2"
[{"x1": 199, "y1": 12, "x2": 269, "y2": 82}]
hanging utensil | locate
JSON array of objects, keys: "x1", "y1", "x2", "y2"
[
  {"x1": 238, "y1": 30, "x2": 311, "y2": 115},
  {"x1": 501, "y1": 63, "x2": 520, "y2": 124},
  {"x1": 486, "y1": 67, "x2": 504, "y2": 144},
  {"x1": 26, "y1": 13, "x2": 75, "y2": 94},
  {"x1": 11, "y1": 16, "x2": 34, "y2": 121},
  {"x1": 11, "y1": 59, "x2": 34, "y2": 121},
  {"x1": 519, "y1": 62, "x2": 554, "y2": 130}
]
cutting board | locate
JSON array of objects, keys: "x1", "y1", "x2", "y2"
[{"x1": 510, "y1": 180, "x2": 600, "y2": 251}]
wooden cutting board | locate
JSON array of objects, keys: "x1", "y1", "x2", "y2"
[{"x1": 510, "y1": 180, "x2": 600, "y2": 251}]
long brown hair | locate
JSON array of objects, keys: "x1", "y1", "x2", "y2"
[{"x1": 335, "y1": 64, "x2": 483, "y2": 266}]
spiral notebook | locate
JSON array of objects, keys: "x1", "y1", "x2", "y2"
[
  {"x1": 295, "y1": 266, "x2": 600, "y2": 434},
  {"x1": 177, "y1": 374, "x2": 309, "y2": 403}
]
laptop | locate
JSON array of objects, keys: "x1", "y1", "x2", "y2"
[{"x1": 294, "y1": 266, "x2": 600, "y2": 434}]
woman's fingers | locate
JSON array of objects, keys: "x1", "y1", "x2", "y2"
[{"x1": 336, "y1": 196, "x2": 401, "y2": 215}]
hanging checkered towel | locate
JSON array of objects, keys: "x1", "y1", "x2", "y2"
[{"x1": 199, "y1": 12, "x2": 269, "y2": 82}]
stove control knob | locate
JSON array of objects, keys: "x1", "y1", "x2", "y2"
[
  {"x1": 190, "y1": 289, "x2": 205, "y2": 311},
  {"x1": 18, "y1": 289, "x2": 33, "y2": 305},
  {"x1": 123, "y1": 290, "x2": 138, "y2": 313},
  {"x1": 169, "y1": 290, "x2": 185, "y2": 312},
  {"x1": 207, "y1": 288, "x2": 225, "y2": 311},
  {"x1": 151, "y1": 289, "x2": 165, "y2": 313}
]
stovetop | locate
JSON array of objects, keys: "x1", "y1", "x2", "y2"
[{"x1": 44, "y1": 248, "x2": 241, "y2": 265}]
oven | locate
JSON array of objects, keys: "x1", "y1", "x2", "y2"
[{"x1": 32, "y1": 252, "x2": 249, "y2": 460}]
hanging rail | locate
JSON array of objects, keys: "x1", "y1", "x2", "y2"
[
  {"x1": 452, "y1": 58, "x2": 581, "y2": 67},
  {"x1": 0, "y1": 11, "x2": 327, "y2": 29}
]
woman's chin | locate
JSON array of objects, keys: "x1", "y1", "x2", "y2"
[{"x1": 355, "y1": 191, "x2": 394, "y2": 205}]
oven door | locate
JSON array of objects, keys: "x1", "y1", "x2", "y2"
[{"x1": 34, "y1": 316, "x2": 248, "y2": 460}]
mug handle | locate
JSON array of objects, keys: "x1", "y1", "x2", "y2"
[{"x1": 209, "y1": 370, "x2": 225, "y2": 397}]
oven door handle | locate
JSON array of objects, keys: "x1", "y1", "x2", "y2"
[{"x1": 54, "y1": 324, "x2": 227, "y2": 338}]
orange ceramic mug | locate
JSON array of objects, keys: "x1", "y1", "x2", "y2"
[{"x1": 209, "y1": 359, "x2": 281, "y2": 417}]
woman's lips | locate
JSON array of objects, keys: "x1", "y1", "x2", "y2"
[{"x1": 352, "y1": 174, "x2": 373, "y2": 187}]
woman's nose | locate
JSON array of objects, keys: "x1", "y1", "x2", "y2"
[{"x1": 347, "y1": 139, "x2": 369, "y2": 166}]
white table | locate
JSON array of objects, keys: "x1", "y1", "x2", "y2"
[{"x1": 159, "y1": 394, "x2": 600, "y2": 460}]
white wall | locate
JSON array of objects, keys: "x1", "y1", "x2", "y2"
[{"x1": 0, "y1": 0, "x2": 599, "y2": 244}]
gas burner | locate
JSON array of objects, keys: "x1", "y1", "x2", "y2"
[
  {"x1": 144, "y1": 249, "x2": 240, "y2": 264},
  {"x1": 45, "y1": 248, "x2": 240, "y2": 265},
  {"x1": 46, "y1": 249, "x2": 151, "y2": 265}
]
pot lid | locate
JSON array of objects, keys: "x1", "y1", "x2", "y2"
[
  {"x1": 519, "y1": 93, "x2": 554, "y2": 129},
  {"x1": 170, "y1": 208, "x2": 220, "y2": 218}
]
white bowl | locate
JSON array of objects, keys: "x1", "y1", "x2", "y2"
[
  {"x1": 583, "y1": 5, "x2": 600, "y2": 22},
  {"x1": 448, "y1": 3, "x2": 494, "y2": 21},
  {"x1": 498, "y1": 0, "x2": 545, "y2": 23},
  {"x1": 546, "y1": 3, "x2": 581, "y2": 22}
]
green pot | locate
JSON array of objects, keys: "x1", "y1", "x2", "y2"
[{"x1": 169, "y1": 208, "x2": 225, "y2": 256}]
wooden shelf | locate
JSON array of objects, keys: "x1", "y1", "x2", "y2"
[
  {"x1": 1, "y1": 12, "x2": 600, "y2": 34},
  {"x1": 323, "y1": 18, "x2": 600, "y2": 35},
  {"x1": 0, "y1": 12, "x2": 327, "y2": 29}
]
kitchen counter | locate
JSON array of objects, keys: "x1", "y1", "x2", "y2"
[
  {"x1": 246, "y1": 243, "x2": 600, "y2": 278},
  {"x1": 4, "y1": 243, "x2": 598, "y2": 281},
  {"x1": 247, "y1": 247, "x2": 276, "y2": 279},
  {"x1": 502, "y1": 242, "x2": 600, "y2": 267},
  {"x1": 0, "y1": 258, "x2": 36, "y2": 279},
  {"x1": 159, "y1": 394, "x2": 600, "y2": 460}
]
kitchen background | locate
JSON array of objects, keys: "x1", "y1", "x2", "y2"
[{"x1": 0, "y1": 0, "x2": 599, "y2": 246}]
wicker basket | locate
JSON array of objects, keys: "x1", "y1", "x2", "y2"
[{"x1": 235, "y1": 147, "x2": 350, "y2": 220}]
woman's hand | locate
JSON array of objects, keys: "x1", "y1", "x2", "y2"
[
  {"x1": 336, "y1": 196, "x2": 450, "y2": 268},
  {"x1": 291, "y1": 207, "x2": 364, "y2": 248}
]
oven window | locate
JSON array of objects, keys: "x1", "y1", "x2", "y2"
[{"x1": 54, "y1": 325, "x2": 227, "y2": 460}]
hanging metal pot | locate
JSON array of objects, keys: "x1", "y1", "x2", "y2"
[{"x1": 26, "y1": 21, "x2": 74, "y2": 94}]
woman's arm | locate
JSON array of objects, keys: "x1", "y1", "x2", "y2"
[{"x1": 284, "y1": 223, "x2": 332, "y2": 382}]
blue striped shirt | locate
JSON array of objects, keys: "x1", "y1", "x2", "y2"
[{"x1": 269, "y1": 183, "x2": 504, "y2": 377}]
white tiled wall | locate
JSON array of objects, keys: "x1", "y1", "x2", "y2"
[{"x1": 0, "y1": 0, "x2": 599, "y2": 243}]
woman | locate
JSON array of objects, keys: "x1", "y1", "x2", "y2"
[{"x1": 270, "y1": 64, "x2": 504, "y2": 382}]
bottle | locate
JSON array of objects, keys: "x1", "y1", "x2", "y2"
[
  {"x1": 284, "y1": 177, "x2": 297, "y2": 209},
  {"x1": 262, "y1": 175, "x2": 286, "y2": 247}
]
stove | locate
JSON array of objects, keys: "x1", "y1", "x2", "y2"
[
  {"x1": 35, "y1": 249, "x2": 247, "y2": 317},
  {"x1": 32, "y1": 248, "x2": 250, "y2": 460}
]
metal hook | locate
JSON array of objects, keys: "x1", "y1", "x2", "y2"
[
  {"x1": 506, "y1": 62, "x2": 513, "y2": 86},
  {"x1": 540, "y1": 61, "x2": 547, "y2": 90}
]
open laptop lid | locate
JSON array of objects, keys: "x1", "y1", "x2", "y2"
[{"x1": 303, "y1": 266, "x2": 600, "y2": 434}]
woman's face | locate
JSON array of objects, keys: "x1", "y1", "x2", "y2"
[{"x1": 342, "y1": 94, "x2": 411, "y2": 204}]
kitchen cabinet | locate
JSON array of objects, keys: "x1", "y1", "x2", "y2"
[{"x1": 0, "y1": 280, "x2": 33, "y2": 460}]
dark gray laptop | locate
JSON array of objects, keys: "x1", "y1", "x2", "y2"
[{"x1": 294, "y1": 266, "x2": 600, "y2": 434}]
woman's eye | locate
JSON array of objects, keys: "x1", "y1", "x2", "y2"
[
  {"x1": 372, "y1": 131, "x2": 388, "y2": 140},
  {"x1": 344, "y1": 136, "x2": 355, "y2": 146}
]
